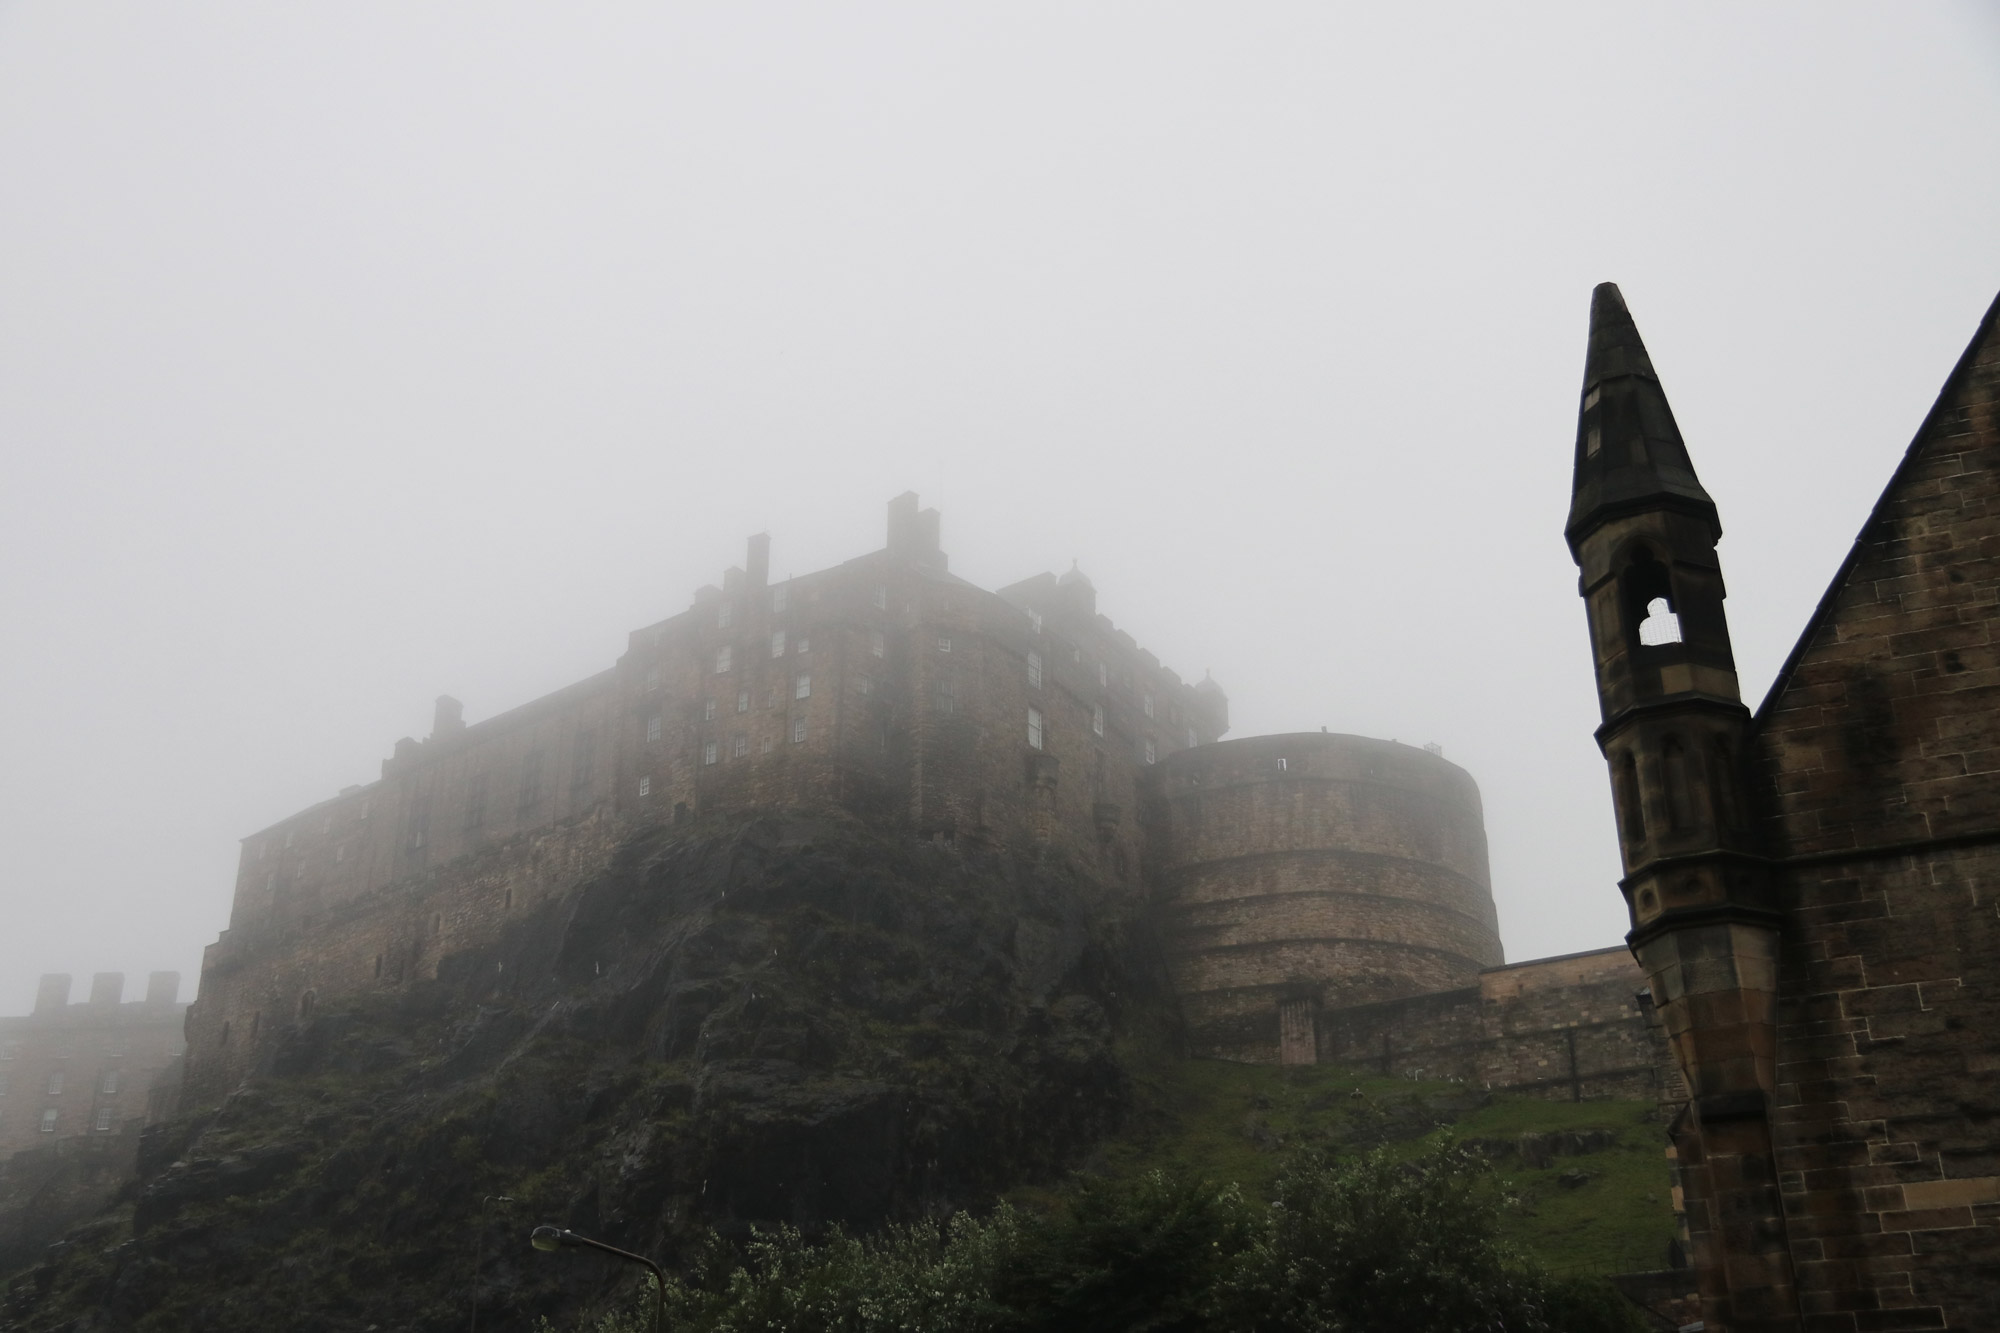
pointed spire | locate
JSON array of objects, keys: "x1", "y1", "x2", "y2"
[{"x1": 1564, "y1": 283, "x2": 1717, "y2": 553}]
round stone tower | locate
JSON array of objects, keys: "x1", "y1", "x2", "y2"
[{"x1": 1152, "y1": 732, "x2": 1503, "y2": 1064}]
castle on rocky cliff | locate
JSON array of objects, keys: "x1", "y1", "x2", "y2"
[{"x1": 180, "y1": 492, "x2": 1671, "y2": 1112}]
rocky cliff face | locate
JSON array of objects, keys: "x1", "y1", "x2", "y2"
[{"x1": 4, "y1": 811, "x2": 1177, "y2": 1332}]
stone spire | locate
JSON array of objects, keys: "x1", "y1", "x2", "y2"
[{"x1": 1564, "y1": 283, "x2": 1717, "y2": 554}]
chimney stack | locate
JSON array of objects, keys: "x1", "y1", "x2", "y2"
[
  {"x1": 34, "y1": 974, "x2": 71, "y2": 1014},
  {"x1": 89, "y1": 972, "x2": 124, "y2": 1008},
  {"x1": 431, "y1": 695, "x2": 465, "y2": 740},
  {"x1": 146, "y1": 971, "x2": 181, "y2": 1006}
]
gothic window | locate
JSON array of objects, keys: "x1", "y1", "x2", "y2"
[
  {"x1": 1710, "y1": 737, "x2": 1741, "y2": 831},
  {"x1": 1621, "y1": 547, "x2": 1681, "y2": 648},
  {"x1": 1614, "y1": 751, "x2": 1646, "y2": 845},
  {"x1": 1662, "y1": 735, "x2": 1693, "y2": 831}
]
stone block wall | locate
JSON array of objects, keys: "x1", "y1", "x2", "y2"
[
  {"x1": 1152, "y1": 733, "x2": 1505, "y2": 1063},
  {"x1": 1315, "y1": 946, "x2": 1678, "y2": 1102},
  {"x1": 0, "y1": 975, "x2": 185, "y2": 1160}
]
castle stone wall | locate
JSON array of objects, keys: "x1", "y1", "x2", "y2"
[{"x1": 1153, "y1": 733, "x2": 1504, "y2": 1063}]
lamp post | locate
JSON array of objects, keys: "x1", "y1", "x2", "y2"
[{"x1": 530, "y1": 1225, "x2": 666, "y2": 1333}]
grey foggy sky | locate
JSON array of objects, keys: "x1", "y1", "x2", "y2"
[{"x1": 2, "y1": 3, "x2": 1998, "y2": 1013}]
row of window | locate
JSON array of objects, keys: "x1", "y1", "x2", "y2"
[
  {"x1": 1023, "y1": 706, "x2": 1159, "y2": 763},
  {"x1": 0, "y1": 1070, "x2": 121, "y2": 1097},
  {"x1": 19, "y1": 1107, "x2": 119, "y2": 1133}
]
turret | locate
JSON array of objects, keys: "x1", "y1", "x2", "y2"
[{"x1": 1567, "y1": 283, "x2": 1797, "y2": 1329}]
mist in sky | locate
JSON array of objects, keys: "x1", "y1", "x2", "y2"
[{"x1": 2, "y1": 3, "x2": 1997, "y2": 1012}]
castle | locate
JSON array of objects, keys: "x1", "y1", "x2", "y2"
[
  {"x1": 179, "y1": 491, "x2": 1673, "y2": 1115},
  {"x1": 1569, "y1": 284, "x2": 2000, "y2": 1332}
]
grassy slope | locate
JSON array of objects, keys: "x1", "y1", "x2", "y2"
[{"x1": 1079, "y1": 1052, "x2": 1678, "y2": 1277}]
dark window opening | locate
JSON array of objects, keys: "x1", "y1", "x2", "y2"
[
  {"x1": 1614, "y1": 752, "x2": 1645, "y2": 845},
  {"x1": 1662, "y1": 735, "x2": 1692, "y2": 832},
  {"x1": 1620, "y1": 548, "x2": 1681, "y2": 648}
]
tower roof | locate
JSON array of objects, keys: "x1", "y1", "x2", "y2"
[{"x1": 1564, "y1": 283, "x2": 1717, "y2": 553}]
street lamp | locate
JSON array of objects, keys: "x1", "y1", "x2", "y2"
[{"x1": 530, "y1": 1225, "x2": 666, "y2": 1333}]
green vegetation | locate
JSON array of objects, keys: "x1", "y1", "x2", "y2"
[
  {"x1": 1094, "y1": 1054, "x2": 1678, "y2": 1277},
  {"x1": 543, "y1": 1144, "x2": 1644, "y2": 1333}
]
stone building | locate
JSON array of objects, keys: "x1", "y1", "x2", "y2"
[
  {"x1": 0, "y1": 972, "x2": 185, "y2": 1160},
  {"x1": 182, "y1": 489, "x2": 1682, "y2": 1112},
  {"x1": 1569, "y1": 283, "x2": 2000, "y2": 1332}
]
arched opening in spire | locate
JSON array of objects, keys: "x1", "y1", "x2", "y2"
[{"x1": 1620, "y1": 547, "x2": 1681, "y2": 647}]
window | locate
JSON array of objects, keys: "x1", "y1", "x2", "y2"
[
  {"x1": 1277, "y1": 757, "x2": 1288, "y2": 772},
  {"x1": 95, "y1": 1107, "x2": 114, "y2": 1132},
  {"x1": 1143, "y1": 694, "x2": 1154, "y2": 719},
  {"x1": 46, "y1": 1071, "x2": 62, "y2": 1096},
  {"x1": 703, "y1": 699, "x2": 718, "y2": 722},
  {"x1": 937, "y1": 636, "x2": 952, "y2": 654},
  {"x1": 638, "y1": 776, "x2": 652, "y2": 797},
  {"x1": 795, "y1": 673, "x2": 812, "y2": 700},
  {"x1": 703, "y1": 741, "x2": 718, "y2": 765},
  {"x1": 732, "y1": 733, "x2": 748, "y2": 758},
  {"x1": 934, "y1": 675, "x2": 956, "y2": 714},
  {"x1": 1097, "y1": 662, "x2": 1108, "y2": 688},
  {"x1": 857, "y1": 674, "x2": 873, "y2": 696},
  {"x1": 796, "y1": 636, "x2": 809, "y2": 655},
  {"x1": 101, "y1": 1071, "x2": 119, "y2": 1095},
  {"x1": 463, "y1": 774, "x2": 488, "y2": 830},
  {"x1": 1029, "y1": 609, "x2": 1043, "y2": 634},
  {"x1": 771, "y1": 630, "x2": 786, "y2": 658},
  {"x1": 718, "y1": 600, "x2": 734, "y2": 628},
  {"x1": 873, "y1": 586, "x2": 887, "y2": 610},
  {"x1": 1027, "y1": 651, "x2": 1043, "y2": 689},
  {"x1": 772, "y1": 585, "x2": 789, "y2": 613},
  {"x1": 644, "y1": 665, "x2": 662, "y2": 692},
  {"x1": 736, "y1": 688, "x2": 750, "y2": 713},
  {"x1": 647, "y1": 714, "x2": 663, "y2": 742},
  {"x1": 517, "y1": 751, "x2": 545, "y2": 812},
  {"x1": 792, "y1": 716, "x2": 808, "y2": 743},
  {"x1": 1144, "y1": 739, "x2": 1157, "y2": 765},
  {"x1": 1028, "y1": 708, "x2": 1043, "y2": 750},
  {"x1": 869, "y1": 630, "x2": 885, "y2": 658},
  {"x1": 40, "y1": 1109, "x2": 57, "y2": 1133},
  {"x1": 1092, "y1": 704, "x2": 1105, "y2": 737},
  {"x1": 714, "y1": 646, "x2": 733, "y2": 674}
]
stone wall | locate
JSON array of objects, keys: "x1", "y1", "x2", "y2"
[
  {"x1": 1741, "y1": 294, "x2": 2000, "y2": 1333},
  {"x1": 1316, "y1": 946, "x2": 1679, "y2": 1101},
  {"x1": 1151, "y1": 733, "x2": 1505, "y2": 1063},
  {"x1": 0, "y1": 973, "x2": 185, "y2": 1160}
]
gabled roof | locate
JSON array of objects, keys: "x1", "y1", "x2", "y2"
[{"x1": 1754, "y1": 287, "x2": 2000, "y2": 727}]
